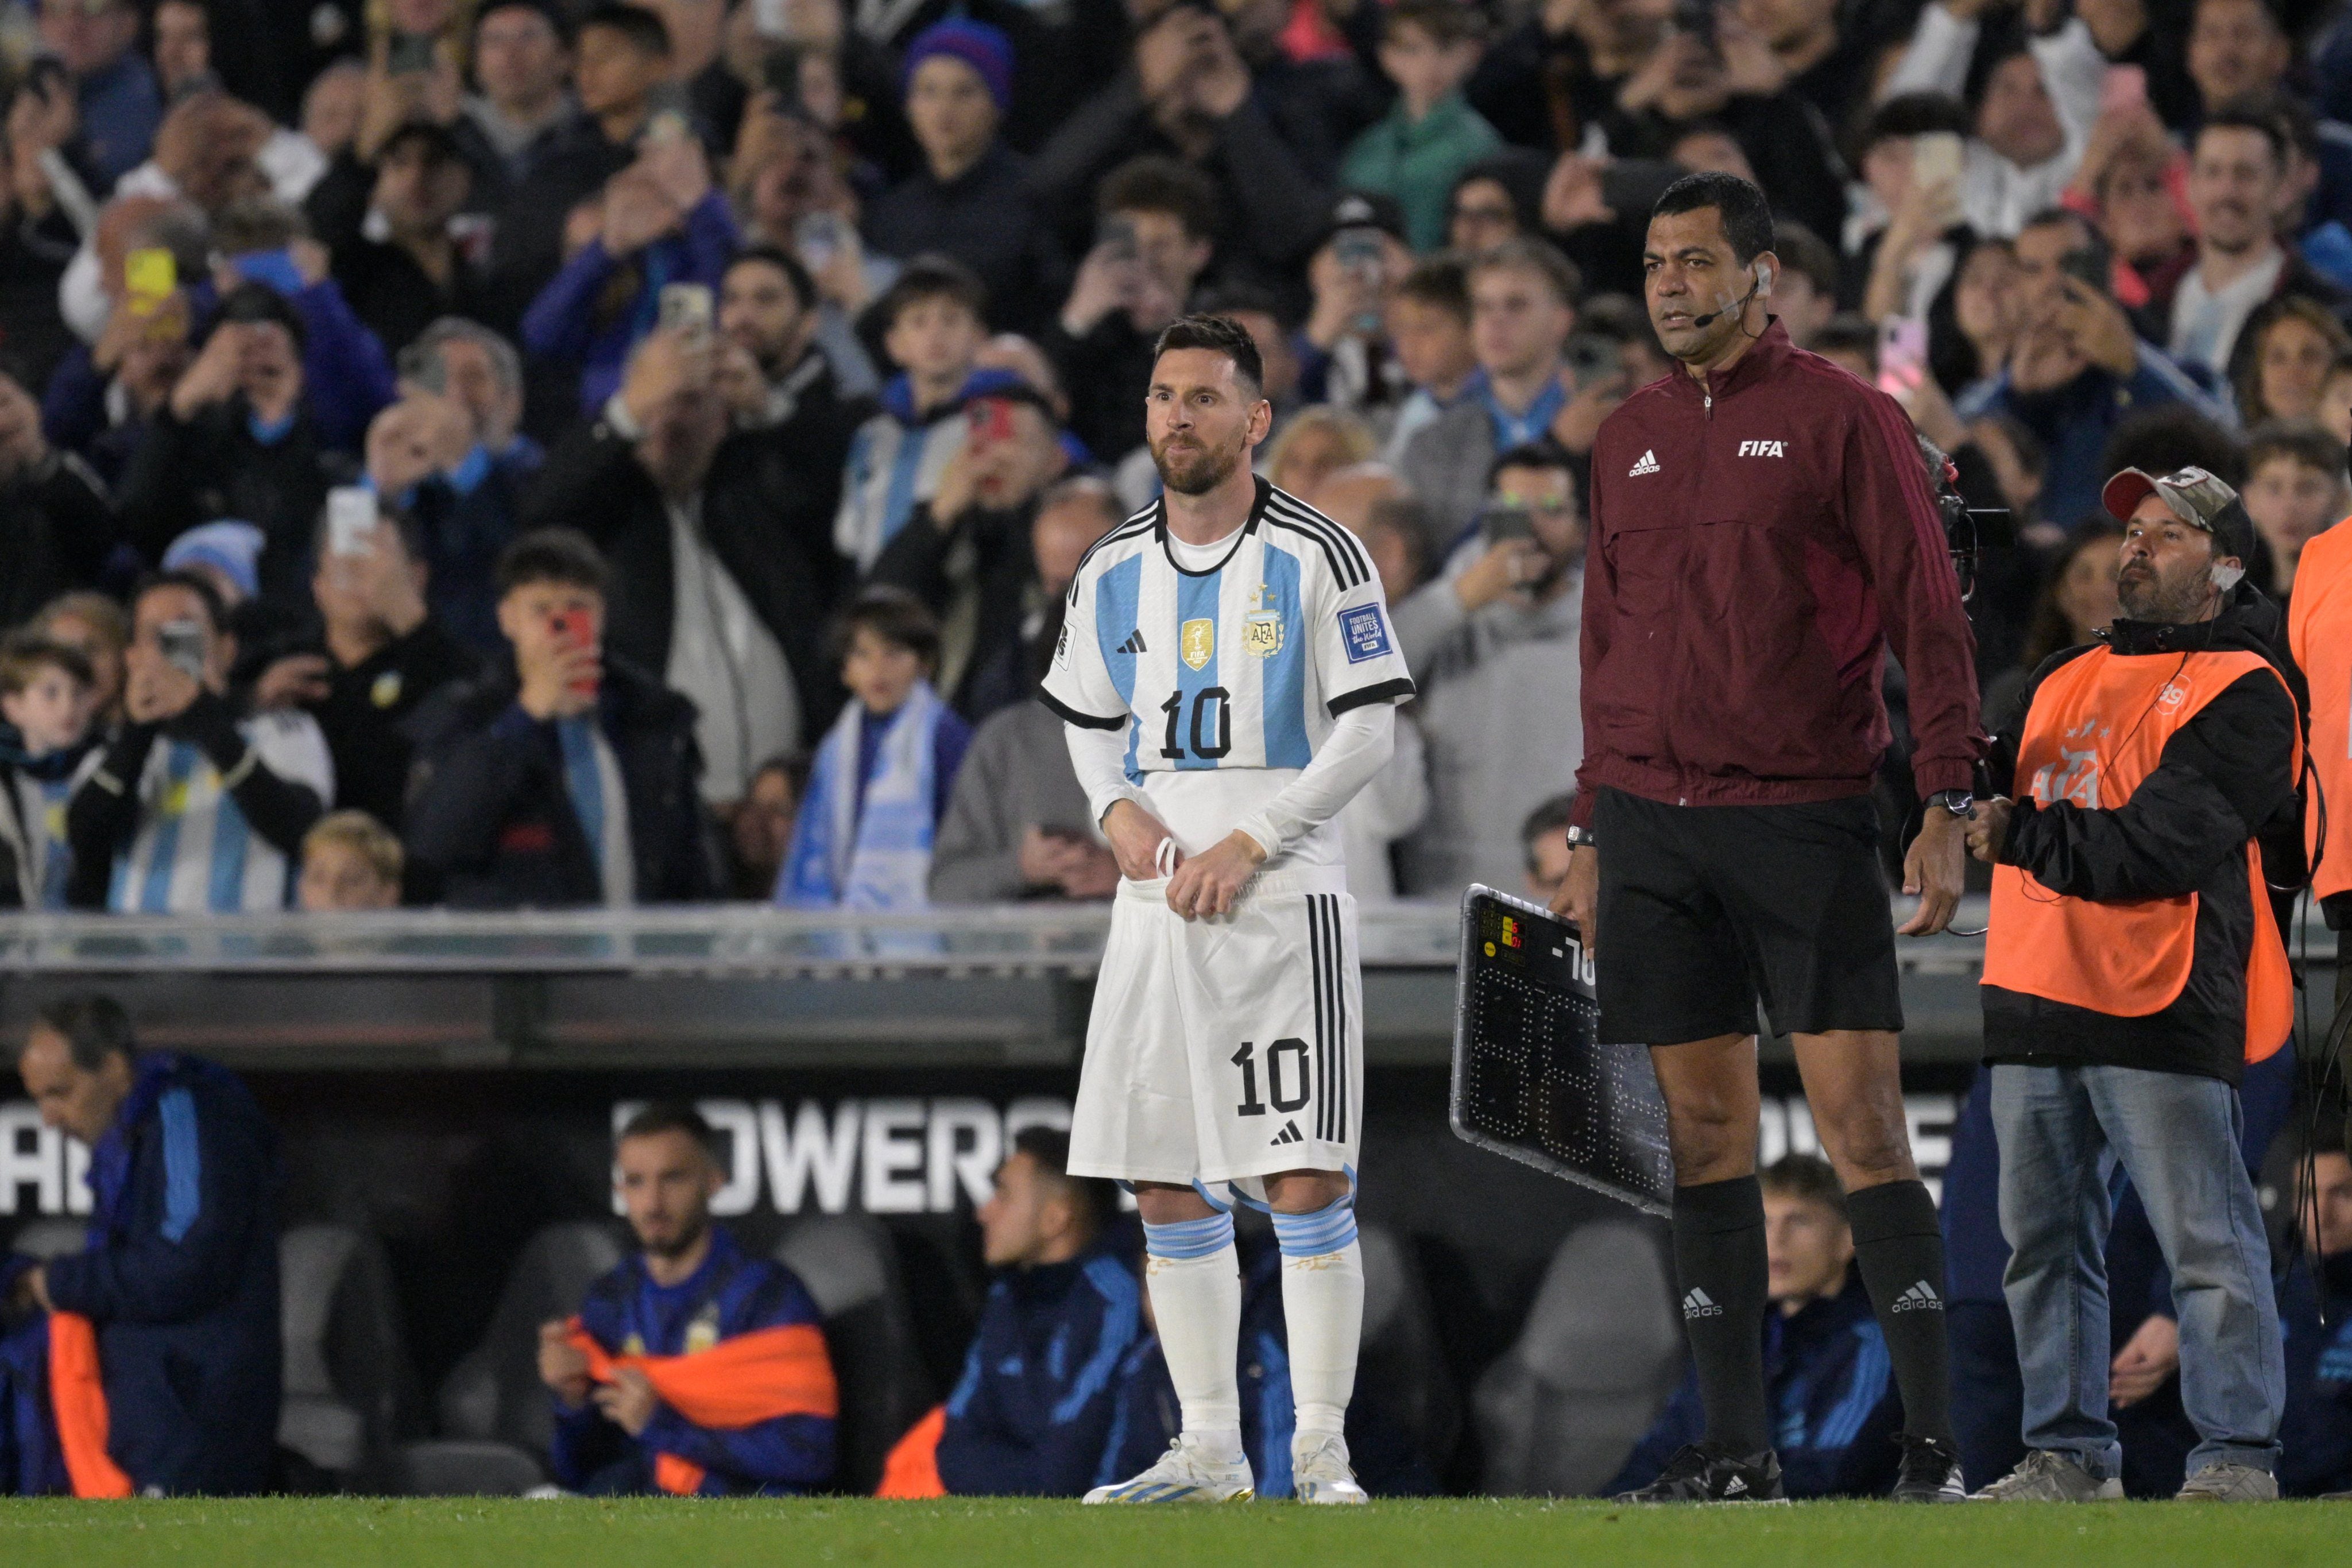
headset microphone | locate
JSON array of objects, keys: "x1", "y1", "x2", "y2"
[{"x1": 1688, "y1": 272, "x2": 1765, "y2": 330}]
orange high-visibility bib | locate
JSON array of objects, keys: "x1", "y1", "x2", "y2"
[
  {"x1": 1982, "y1": 645, "x2": 2299, "y2": 1063},
  {"x1": 2288, "y1": 518, "x2": 2352, "y2": 900}
]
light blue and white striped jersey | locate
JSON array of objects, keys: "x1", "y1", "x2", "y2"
[
  {"x1": 107, "y1": 710, "x2": 335, "y2": 913},
  {"x1": 1041, "y1": 478, "x2": 1415, "y2": 863},
  {"x1": 833, "y1": 405, "x2": 968, "y2": 570}
]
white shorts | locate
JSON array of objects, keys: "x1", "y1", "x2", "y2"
[{"x1": 1069, "y1": 865, "x2": 1363, "y2": 1188}]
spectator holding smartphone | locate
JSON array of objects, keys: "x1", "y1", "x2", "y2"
[
  {"x1": 65, "y1": 570, "x2": 332, "y2": 912},
  {"x1": 403, "y1": 528, "x2": 715, "y2": 907}
]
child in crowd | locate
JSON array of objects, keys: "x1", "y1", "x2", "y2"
[
  {"x1": 0, "y1": 634, "x2": 98, "y2": 909},
  {"x1": 2242, "y1": 420, "x2": 2351, "y2": 601},
  {"x1": 1340, "y1": 0, "x2": 1502, "y2": 253},
  {"x1": 776, "y1": 589, "x2": 970, "y2": 909},
  {"x1": 834, "y1": 258, "x2": 1008, "y2": 570},
  {"x1": 1382, "y1": 256, "x2": 1476, "y2": 462},
  {"x1": 298, "y1": 809, "x2": 405, "y2": 911}
]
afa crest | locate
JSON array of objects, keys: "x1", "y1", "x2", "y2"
[
  {"x1": 1181, "y1": 618, "x2": 1215, "y2": 670},
  {"x1": 1242, "y1": 613, "x2": 1283, "y2": 657}
]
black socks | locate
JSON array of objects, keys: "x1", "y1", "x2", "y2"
[
  {"x1": 1671, "y1": 1175, "x2": 1771, "y2": 1455},
  {"x1": 1847, "y1": 1177, "x2": 1956, "y2": 1449}
]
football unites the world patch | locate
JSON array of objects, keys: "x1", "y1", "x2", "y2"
[{"x1": 1340, "y1": 604, "x2": 1391, "y2": 663}]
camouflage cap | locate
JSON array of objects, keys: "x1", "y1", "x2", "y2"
[{"x1": 2100, "y1": 465, "x2": 2254, "y2": 562}]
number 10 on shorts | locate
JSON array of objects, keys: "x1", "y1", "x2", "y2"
[{"x1": 1232, "y1": 1039, "x2": 1312, "y2": 1116}]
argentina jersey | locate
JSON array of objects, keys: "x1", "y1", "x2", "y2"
[
  {"x1": 108, "y1": 710, "x2": 335, "y2": 913},
  {"x1": 1042, "y1": 479, "x2": 1415, "y2": 857}
]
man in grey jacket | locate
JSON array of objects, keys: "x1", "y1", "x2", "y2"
[
  {"x1": 1395, "y1": 441, "x2": 1584, "y2": 896},
  {"x1": 929, "y1": 479, "x2": 1123, "y2": 903}
]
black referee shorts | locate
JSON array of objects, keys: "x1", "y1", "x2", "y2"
[{"x1": 1593, "y1": 786, "x2": 1904, "y2": 1044}]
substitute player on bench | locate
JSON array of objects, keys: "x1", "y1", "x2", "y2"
[
  {"x1": 1553, "y1": 172, "x2": 1985, "y2": 1504},
  {"x1": 1040, "y1": 315, "x2": 1415, "y2": 1505}
]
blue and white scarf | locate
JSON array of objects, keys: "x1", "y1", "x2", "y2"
[{"x1": 776, "y1": 680, "x2": 946, "y2": 910}]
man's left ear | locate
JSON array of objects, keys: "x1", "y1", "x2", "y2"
[{"x1": 2212, "y1": 557, "x2": 2246, "y2": 591}]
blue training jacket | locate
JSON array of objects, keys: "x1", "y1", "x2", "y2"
[
  {"x1": 2277, "y1": 1250, "x2": 2352, "y2": 1496},
  {"x1": 550, "y1": 1226, "x2": 836, "y2": 1495},
  {"x1": 38, "y1": 1054, "x2": 283, "y2": 1495},
  {"x1": 937, "y1": 1243, "x2": 1140, "y2": 1496},
  {"x1": 1608, "y1": 1273, "x2": 1901, "y2": 1499}
]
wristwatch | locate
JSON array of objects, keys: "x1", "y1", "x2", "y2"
[
  {"x1": 1928, "y1": 789, "x2": 1975, "y2": 818},
  {"x1": 1565, "y1": 824, "x2": 1597, "y2": 849}
]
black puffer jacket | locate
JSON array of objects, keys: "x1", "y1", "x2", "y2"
[{"x1": 1980, "y1": 586, "x2": 2303, "y2": 1085}]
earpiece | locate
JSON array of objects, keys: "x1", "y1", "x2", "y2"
[
  {"x1": 2211, "y1": 561, "x2": 2245, "y2": 592},
  {"x1": 1754, "y1": 264, "x2": 1773, "y2": 295}
]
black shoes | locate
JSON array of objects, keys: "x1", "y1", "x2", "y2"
[
  {"x1": 1890, "y1": 1435, "x2": 1967, "y2": 1502},
  {"x1": 1616, "y1": 1442, "x2": 1787, "y2": 1503}
]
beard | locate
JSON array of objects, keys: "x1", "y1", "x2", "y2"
[
  {"x1": 1151, "y1": 430, "x2": 1243, "y2": 496},
  {"x1": 2117, "y1": 560, "x2": 2212, "y2": 624},
  {"x1": 636, "y1": 1211, "x2": 709, "y2": 1263}
]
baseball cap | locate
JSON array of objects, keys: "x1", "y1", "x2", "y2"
[
  {"x1": 1315, "y1": 191, "x2": 1408, "y2": 253},
  {"x1": 161, "y1": 520, "x2": 265, "y2": 602},
  {"x1": 2099, "y1": 465, "x2": 2254, "y2": 562}
]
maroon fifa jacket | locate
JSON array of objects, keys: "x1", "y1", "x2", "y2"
[{"x1": 1570, "y1": 320, "x2": 1984, "y2": 826}]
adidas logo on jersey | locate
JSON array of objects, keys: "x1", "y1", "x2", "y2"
[
  {"x1": 1682, "y1": 1287, "x2": 1723, "y2": 1319},
  {"x1": 1270, "y1": 1120, "x2": 1305, "y2": 1147},
  {"x1": 1116, "y1": 630, "x2": 1147, "y2": 654},
  {"x1": 1892, "y1": 1281, "x2": 1943, "y2": 1313},
  {"x1": 1629, "y1": 450, "x2": 1660, "y2": 477},
  {"x1": 1723, "y1": 1477, "x2": 1748, "y2": 1496}
]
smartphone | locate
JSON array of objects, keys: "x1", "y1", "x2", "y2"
[
  {"x1": 658, "y1": 281, "x2": 713, "y2": 342},
  {"x1": 795, "y1": 211, "x2": 845, "y2": 272},
  {"x1": 1096, "y1": 214, "x2": 1139, "y2": 264},
  {"x1": 645, "y1": 101, "x2": 691, "y2": 147},
  {"x1": 386, "y1": 30, "x2": 436, "y2": 73},
  {"x1": 761, "y1": 45, "x2": 803, "y2": 108},
  {"x1": 1876, "y1": 316, "x2": 1927, "y2": 398},
  {"x1": 326, "y1": 487, "x2": 378, "y2": 558},
  {"x1": 1481, "y1": 506, "x2": 1534, "y2": 546},
  {"x1": 1564, "y1": 333, "x2": 1624, "y2": 391},
  {"x1": 1673, "y1": 0, "x2": 1719, "y2": 53},
  {"x1": 547, "y1": 613, "x2": 600, "y2": 700},
  {"x1": 1911, "y1": 130, "x2": 1964, "y2": 191},
  {"x1": 2099, "y1": 64, "x2": 2148, "y2": 116},
  {"x1": 157, "y1": 618, "x2": 207, "y2": 680},
  {"x1": 968, "y1": 396, "x2": 1016, "y2": 444},
  {"x1": 125, "y1": 247, "x2": 176, "y2": 310},
  {"x1": 2059, "y1": 247, "x2": 2107, "y2": 293}
]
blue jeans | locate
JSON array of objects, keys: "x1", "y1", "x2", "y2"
[{"x1": 1990, "y1": 1063, "x2": 2283, "y2": 1479}]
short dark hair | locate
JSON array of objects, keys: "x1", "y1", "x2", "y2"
[
  {"x1": 1856, "y1": 91, "x2": 1972, "y2": 157},
  {"x1": 1011, "y1": 1125, "x2": 1117, "y2": 1239},
  {"x1": 1469, "y1": 236, "x2": 1583, "y2": 308},
  {"x1": 1152, "y1": 312, "x2": 1264, "y2": 397},
  {"x1": 1651, "y1": 171, "x2": 1775, "y2": 266},
  {"x1": 1382, "y1": 0, "x2": 1484, "y2": 48},
  {"x1": 207, "y1": 280, "x2": 307, "y2": 354},
  {"x1": 2198, "y1": 98, "x2": 2290, "y2": 169},
  {"x1": 875, "y1": 254, "x2": 988, "y2": 334},
  {"x1": 1770, "y1": 222, "x2": 1839, "y2": 298},
  {"x1": 0, "y1": 631, "x2": 94, "y2": 697},
  {"x1": 1812, "y1": 312, "x2": 1880, "y2": 371},
  {"x1": 29, "y1": 994, "x2": 136, "y2": 1071},
  {"x1": 2020, "y1": 206, "x2": 2111, "y2": 285},
  {"x1": 1519, "y1": 791, "x2": 1577, "y2": 868},
  {"x1": 1394, "y1": 254, "x2": 1471, "y2": 323},
  {"x1": 135, "y1": 568, "x2": 229, "y2": 635},
  {"x1": 834, "y1": 584, "x2": 941, "y2": 669},
  {"x1": 496, "y1": 527, "x2": 610, "y2": 598},
  {"x1": 378, "y1": 119, "x2": 467, "y2": 171},
  {"x1": 1760, "y1": 1151, "x2": 1847, "y2": 1216},
  {"x1": 728, "y1": 243, "x2": 817, "y2": 314},
  {"x1": 618, "y1": 1101, "x2": 720, "y2": 1159},
  {"x1": 577, "y1": 1, "x2": 668, "y2": 55},
  {"x1": 1098, "y1": 154, "x2": 1220, "y2": 245},
  {"x1": 1490, "y1": 439, "x2": 1575, "y2": 485},
  {"x1": 2244, "y1": 418, "x2": 2345, "y2": 482},
  {"x1": 2099, "y1": 405, "x2": 2245, "y2": 490}
]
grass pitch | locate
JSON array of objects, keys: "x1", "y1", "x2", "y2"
[{"x1": 0, "y1": 1497, "x2": 2343, "y2": 1567}]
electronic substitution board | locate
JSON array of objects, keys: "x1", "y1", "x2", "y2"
[{"x1": 1449, "y1": 886, "x2": 1674, "y2": 1216}]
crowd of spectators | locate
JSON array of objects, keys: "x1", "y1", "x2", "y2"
[{"x1": 5, "y1": 0, "x2": 2351, "y2": 915}]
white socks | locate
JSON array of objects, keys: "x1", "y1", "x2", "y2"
[
  {"x1": 1142, "y1": 1212, "x2": 1243, "y2": 1460},
  {"x1": 1270, "y1": 1198, "x2": 1363, "y2": 1439}
]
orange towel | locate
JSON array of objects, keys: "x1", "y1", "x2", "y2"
[
  {"x1": 47, "y1": 1313, "x2": 133, "y2": 1499},
  {"x1": 875, "y1": 1405, "x2": 947, "y2": 1499},
  {"x1": 565, "y1": 1318, "x2": 838, "y2": 1496}
]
